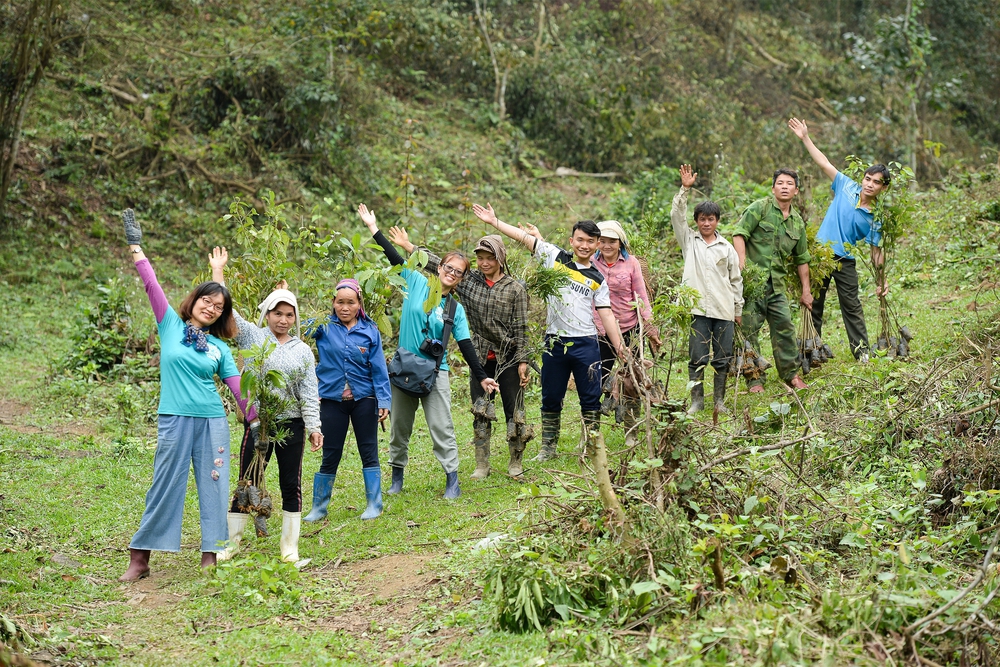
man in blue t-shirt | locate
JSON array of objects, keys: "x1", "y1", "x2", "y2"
[{"x1": 789, "y1": 117, "x2": 890, "y2": 361}]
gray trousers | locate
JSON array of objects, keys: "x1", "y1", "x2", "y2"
[
  {"x1": 811, "y1": 256, "x2": 869, "y2": 359},
  {"x1": 388, "y1": 371, "x2": 458, "y2": 474}
]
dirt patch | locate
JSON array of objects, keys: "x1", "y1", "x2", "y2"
[
  {"x1": 0, "y1": 398, "x2": 30, "y2": 423},
  {"x1": 122, "y1": 572, "x2": 187, "y2": 610},
  {"x1": 311, "y1": 553, "x2": 445, "y2": 636}
]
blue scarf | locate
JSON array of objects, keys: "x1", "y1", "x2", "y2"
[{"x1": 182, "y1": 323, "x2": 210, "y2": 353}]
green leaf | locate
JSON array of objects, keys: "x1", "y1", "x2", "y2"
[{"x1": 630, "y1": 581, "x2": 662, "y2": 596}]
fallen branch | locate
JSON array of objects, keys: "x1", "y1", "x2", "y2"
[
  {"x1": 904, "y1": 525, "x2": 1000, "y2": 638},
  {"x1": 48, "y1": 73, "x2": 140, "y2": 104},
  {"x1": 533, "y1": 167, "x2": 622, "y2": 180},
  {"x1": 738, "y1": 28, "x2": 789, "y2": 68},
  {"x1": 189, "y1": 160, "x2": 259, "y2": 197},
  {"x1": 698, "y1": 432, "x2": 817, "y2": 473},
  {"x1": 138, "y1": 169, "x2": 179, "y2": 183}
]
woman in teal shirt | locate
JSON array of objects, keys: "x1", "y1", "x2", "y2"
[
  {"x1": 119, "y1": 209, "x2": 250, "y2": 582},
  {"x1": 357, "y1": 204, "x2": 498, "y2": 500}
]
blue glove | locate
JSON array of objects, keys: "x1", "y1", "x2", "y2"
[{"x1": 122, "y1": 208, "x2": 142, "y2": 245}]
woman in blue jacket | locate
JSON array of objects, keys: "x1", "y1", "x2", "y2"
[{"x1": 304, "y1": 278, "x2": 392, "y2": 521}]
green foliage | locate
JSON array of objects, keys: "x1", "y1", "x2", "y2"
[
  {"x1": 218, "y1": 192, "x2": 411, "y2": 339},
  {"x1": 609, "y1": 166, "x2": 679, "y2": 228},
  {"x1": 239, "y1": 341, "x2": 294, "y2": 447},
  {"x1": 213, "y1": 554, "x2": 302, "y2": 610},
  {"x1": 110, "y1": 383, "x2": 156, "y2": 460},
  {"x1": 483, "y1": 494, "x2": 696, "y2": 634},
  {"x1": 59, "y1": 277, "x2": 153, "y2": 378},
  {"x1": 521, "y1": 264, "x2": 571, "y2": 303},
  {"x1": 843, "y1": 157, "x2": 917, "y2": 260},
  {"x1": 740, "y1": 260, "x2": 768, "y2": 305}
]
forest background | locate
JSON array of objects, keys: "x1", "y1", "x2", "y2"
[{"x1": 2, "y1": 0, "x2": 1000, "y2": 665}]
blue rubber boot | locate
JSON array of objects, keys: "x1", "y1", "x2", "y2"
[
  {"x1": 443, "y1": 471, "x2": 461, "y2": 500},
  {"x1": 360, "y1": 467, "x2": 383, "y2": 520},
  {"x1": 387, "y1": 466, "x2": 404, "y2": 495},
  {"x1": 303, "y1": 472, "x2": 335, "y2": 522}
]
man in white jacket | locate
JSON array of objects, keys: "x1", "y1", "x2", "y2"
[{"x1": 671, "y1": 164, "x2": 744, "y2": 414}]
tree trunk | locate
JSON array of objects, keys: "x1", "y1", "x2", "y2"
[
  {"x1": 586, "y1": 429, "x2": 631, "y2": 541},
  {"x1": 0, "y1": 0, "x2": 62, "y2": 224}
]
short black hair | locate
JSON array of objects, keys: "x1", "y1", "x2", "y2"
[
  {"x1": 865, "y1": 164, "x2": 891, "y2": 186},
  {"x1": 693, "y1": 200, "x2": 722, "y2": 222},
  {"x1": 772, "y1": 168, "x2": 800, "y2": 188},
  {"x1": 572, "y1": 219, "x2": 601, "y2": 238}
]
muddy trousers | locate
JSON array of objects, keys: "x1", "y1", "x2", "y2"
[
  {"x1": 470, "y1": 357, "x2": 525, "y2": 426},
  {"x1": 740, "y1": 284, "x2": 798, "y2": 386},
  {"x1": 811, "y1": 256, "x2": 869, "y2": 359},
  {"x1": 230, "y1": 418, "x2": 306, "y2": 514},
  {"x1": 129, "y1": 415, "x2": 230, "y2": 553}
]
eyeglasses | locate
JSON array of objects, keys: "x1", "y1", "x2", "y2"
[
  {"x1": 441, "y1": 264, "x2": 465, "y2": 278},
  {"x1": 199, "y1": 296, "x2": 225, "y2": 313}
]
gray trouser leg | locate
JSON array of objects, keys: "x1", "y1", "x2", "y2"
[
  {"x1": 422, "y1": 371, "x2": 459, "y2": 473},
  {"x1": 388, "y1": 385, "x2": 421, "y2": 469}
]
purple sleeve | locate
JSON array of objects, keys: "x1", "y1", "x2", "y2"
[
  {"x1": 223, "y1": 375, "x2": 255, "y2": 421},
  {"x1": 135, "y1": 259, "x2": 169, "y2": 323}
]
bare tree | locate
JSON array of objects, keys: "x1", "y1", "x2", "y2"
[{"x1": 0, "y1": 0, "x2": 65, "y2": 223}]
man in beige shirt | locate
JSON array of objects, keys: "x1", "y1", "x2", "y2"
[{"x1": 671, "y1": 164, "x2": 744, "y2": 414}]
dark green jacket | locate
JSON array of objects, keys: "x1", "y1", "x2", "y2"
[{"x1": 733, "y1": 196, "x2": 811, "y2": 294}]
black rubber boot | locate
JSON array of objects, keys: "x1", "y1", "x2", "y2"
[
  {"x1": 387, "y1": 465, "x2": 404, "y2": 495},
  {"x1": 534, "y1": 411, "x2": 560, "y2": 461},
  {"x1": 713, "y1": 371, "x2": 729, "y2": 414}
]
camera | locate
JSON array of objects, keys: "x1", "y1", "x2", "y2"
[{"x1": 419, "y1": 337, "x2": 445, "y2": 358}]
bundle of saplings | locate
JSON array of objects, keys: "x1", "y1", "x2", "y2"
[{"x1": 843, "y1": 157, "x2": 916, "y2": 360}]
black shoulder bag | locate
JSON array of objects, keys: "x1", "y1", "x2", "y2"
[{"x1": 387, "y1": 297, "x2": 458, "y2": 398}]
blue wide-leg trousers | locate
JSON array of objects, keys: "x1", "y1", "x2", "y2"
[{"x1": 129, "y1": 415, "x2": 231, "y2": 552}]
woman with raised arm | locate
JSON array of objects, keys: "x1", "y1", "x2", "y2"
[
  {"x1": 303, "y1": 277, "x2": 391, "y2": 523},
  {"x1": 209, "y1": 249, "x2": 323, "y2": 564},
  {"x1": 357, "y1": 203, "x2": 499, "y2": 499},
  {"x1": 119, "y1": 209, "x2": 250, "y2": 582}
]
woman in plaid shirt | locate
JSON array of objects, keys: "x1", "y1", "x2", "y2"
[{"x1": 387, "y1": 228, "x2": 531, "y2": 478}]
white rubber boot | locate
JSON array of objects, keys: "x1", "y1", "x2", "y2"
[
  {"x1": 280, "y1": 511, "x2": 301, "y2": 564},
  {"x1": 218, "y1": 512, "x2": 248, "y2": 562}
]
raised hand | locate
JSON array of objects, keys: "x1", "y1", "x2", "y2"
[
  {"x1": 209, "y1": 246, "x2": 228, "y2": 271},
  {"x1": 122, "y1": 208, "x2": 142, "y2": 245},
  {"x1": 357, "y1": 203, "x2": 378, "y2": 232},
  {"x1": 275, "y1": 279, "x2": 289, "y2": 290},
  {"x1": 680, "y1": 164, "x2": 697, "y2": 189},
  {"x1": 788, "y1": 117, "x2": 809, "y2": 140},
  {"x1": 387, "y1": 226, "x2": 414, "y2": 253},
  {"x1": 519, "y1": 222, "x2": 542, "y2": 240},
  {"x1": 472, "y1": 203, "x2": 498, "y2": 226}
]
